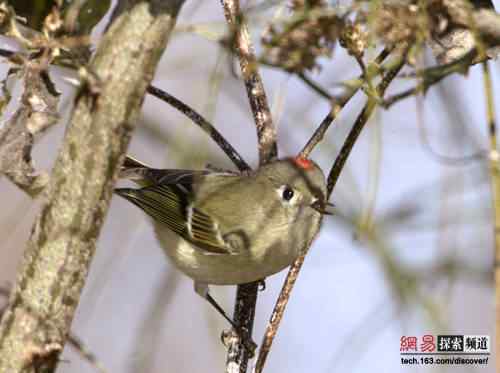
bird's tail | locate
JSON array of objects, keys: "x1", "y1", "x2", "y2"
[{"x1": 119, "y1": 155, "x2": 155, "y2": 187}]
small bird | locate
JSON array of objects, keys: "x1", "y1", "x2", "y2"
[{"x1": 115, "y1": 155, "x2": 333, "y2": 327}]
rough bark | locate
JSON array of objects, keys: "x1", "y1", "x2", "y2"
[{"x1": 0, "y1": 1, "x2": 184, "y2": 371}]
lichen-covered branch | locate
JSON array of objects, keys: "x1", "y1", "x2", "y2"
[
  {"x1": 221, "y1": 0, "x2": 277, "y2": 164},
  {"x1": 0, "y1": 1, "x2": 184, "y2": 371}
]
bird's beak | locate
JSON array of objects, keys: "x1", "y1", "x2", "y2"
[{"x1": 311, "y1": 200, "x2": 335, "y2": 215}]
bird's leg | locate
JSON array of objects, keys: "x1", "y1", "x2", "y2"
[
  {"x1": 194, "y1": 282, "x2": 257, "y2": 357},
  {"x1": 194, "y1": 282, "x2": 236, "y2": 327}
]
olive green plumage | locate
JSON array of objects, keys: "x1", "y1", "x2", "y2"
[{"x1": 115, "y1": 155, "x2": 332, "y2": 286}]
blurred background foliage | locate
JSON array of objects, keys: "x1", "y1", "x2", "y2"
[{"x1": 11, "y1": 0, "x2": 110, "y2": 34}]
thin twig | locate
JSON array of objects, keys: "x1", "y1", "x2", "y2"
[
  {"x1": 299, "y1": 110, "x2": 336, "y2": 158},
  {"x1": 225, "y1": 282, "x2": 259, "y2": 373},
  {"x1": 254, "y1": 49, "x2": 407, "y2": 373},
  {"x1": 146, "y1": 85, "x2": 250, "y2": 172},
  {"x1": 300, "y1": 47, "x2": 392, "y2": 158},
  {"x1": 382, "y1": 50, "x2": 479, "y2": 109},
  {"x1": 0, "y1": 47, "x2": 250, "y2": 173},
  {"x1": 221, "y1": 0, "x2": 277, "y2": 164},
  {"x1": 0, "y1": 55, "x2": 58, "y2": 196},
  {"x1": 327, "y1": 51, "x2": 407, "y2": 196},
  {"x1": 297, "y1": 72, "x2": 332, "y2": 100},
  {"x1": 254, "y1": 246, "x2": 310, "y2": 373},
  {"x1": 414, "y1": 65, "x2": 484, "y2": 166},
  {"x1": 220, "y1": 1, "x2": 278, "y2": 371},
  {"x1": 257, "y1": 58, "x2": 333, "y2": 101},
  {"x1": 482, "y1": 61, "x2": 500, "y2": 366},
  {"x1": 0, "y1": 49, "x2": 15, "y2": 59},
  {"x1": 68, "y1": 334, "x2": 108, "y2": 373}
]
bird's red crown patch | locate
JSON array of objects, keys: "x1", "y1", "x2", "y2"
[{"x1": 294, "y1": 156, "x2": 313, "y2": 170}]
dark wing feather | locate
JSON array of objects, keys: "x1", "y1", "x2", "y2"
[
  {"x1": 115, "y1": 184, "x2": 231, "y2": 255},
  {"x1": 120, "y1": 156, "x2": 230, "y2": 188}
]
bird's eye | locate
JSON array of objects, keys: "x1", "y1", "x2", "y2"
[{"x1": 282, "y1": 187, "x2": 294, "y2": 201}]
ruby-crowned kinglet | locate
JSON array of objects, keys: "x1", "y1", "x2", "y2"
[{"x1": 115, "y1": 155, "x2": 332, "y2": 323}]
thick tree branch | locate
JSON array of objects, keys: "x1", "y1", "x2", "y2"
[{"x1": 0, "y1": 1, "x2": 184, "y2": 372}]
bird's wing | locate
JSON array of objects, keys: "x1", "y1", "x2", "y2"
[
  {"x1": 120, "y1": 155, "x2": 234, "y2": 187},
  {"x1": 115, "y1": 183, "x2": 232, "y2": 255}
]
